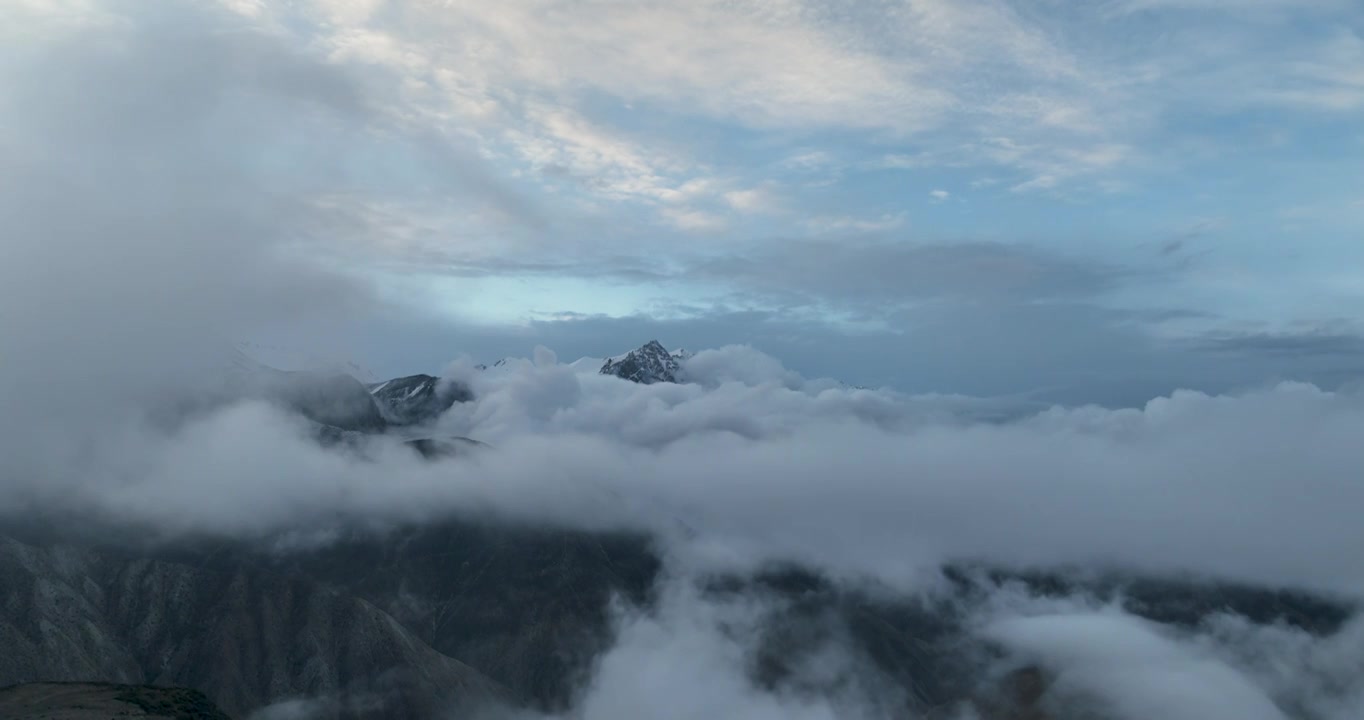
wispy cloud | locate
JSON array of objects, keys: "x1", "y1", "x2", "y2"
[
  {"x1": 805, "y1": 213, "x2": 907, "y2": 234},
  {"x1": 723, "y1": 186, "x2": 780, "y2": 214},
  {"x1": 662, "y1": 207, "x2": 727, "y2": 233}
]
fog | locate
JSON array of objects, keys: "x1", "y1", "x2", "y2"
[
  {"x1": 27, "y1": 356, "x2": 1362, "y2": 597},
  {"x1": 4, "y1": 2, "x2": 1363, "y2": 719},
  {"x1": 8, "y1": 342, "x2": 1364, "y2": 717}
]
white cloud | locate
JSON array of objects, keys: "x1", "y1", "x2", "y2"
[
  {"x1": 409, "y1": 1, "x2": 950, "y2": 133},
  {"x1": 14, "y1": 335, "x2": 1364, "y2": 600},
  {"x1": 873, "y1": 154, "x2": 921, "y2": 170},
  {"x1": 661, "y1": 207, "x2": 727, "y2": 233},
  {"x1": 1117, "y1": 0, "x2": 1348, "y2": 13},
  {"x1": 1010, "y1": 174, "x2": 1060, "y2": 193},
  {"x1": 723, "y1": 186, "x2": 780, "y2": 214},
  {"x1": 505, "y1": 105, "x2": 703, "y2": 204},
  {"x1": 806, "y1": 213, "x2": 906, "y2": 233},
  {"x1": 929, "y1": 189, "x2": 951, "y2": 202},
  {"x1": 984, "y1": 611, "x2": 1287, "y2": 720},
  {"x1": 1257, "y1": 30, "x2": 1364, "y2": 111},
  {"x1": 566, "y1": 580, "x2": 861, "y2": 720},
  {"x1": 218, "y1": 0, "x2": 268, "y2": 19},
  {"x1": 781, "y1": 150, "x2": 837, "y2": 170},
  {"x1": 265, "y1": 0, "x2": 1136, "y2": 197}
]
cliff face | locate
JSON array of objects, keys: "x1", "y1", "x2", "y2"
[
  {"x1": 0, "y1": 535, "x2": 508, "y2": 718},
  {"x1": 2, "y1": 527, "x2": 1352, "y2": 719},
  {"x1": 259, "y1": 521, "x2": 663, "y2": 711}
]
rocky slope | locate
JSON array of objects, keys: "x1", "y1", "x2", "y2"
[
  {"x1": 0, "y1": 534, "x2": 509, "y2": 718},
  {"x1": 4, "y1": 519, "x2": 1350, "y2": 719},
  {"x1": 256, "y1": 521, "x2": 662, "y2": 711},
  {"x1": 0, "y1": 682, "x2": 231, "y2": 720},
  {"x1": 368, "y1": 374, "x2": 473, "y2": 426},
  {"x1": 599, "y1": 340, "x2": 689, "y2": 384}
]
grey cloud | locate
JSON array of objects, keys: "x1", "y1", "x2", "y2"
[
  {"x1": 1196, "y1": 330, "x2": 1364, "y2": 358},
  {"x1": 14, "y1": 345, "x2": 1364, "y2": 598},
  {"x1": 372, "y1": 307, "x2": 1225, "y2": 407},
  {"x1": 356, "y1": 238, "x2": 1189, "y2": 404},
  {"x1": 983, "y1": 610, "x2": 1286, "y2": 720},
  {"x1": 0, "y1": 0, "x2": 536, "y2": 402},
  {"x1": 0, "y1": 0, "x2": 550, "y2": 503},
  {"x1": 399, "y1": 255, "x2": 674, "y2": 284},
  {"x1": 1, "y1": 4, "x2": 371, "y2": 412},
  {"x1": 1161, "y1": 238, "x2": 1187, "y2": 255},
  {"x1": 695, "y1": 239, "x2": 1125, "y2": 306}
]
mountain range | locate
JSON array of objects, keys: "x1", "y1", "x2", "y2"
[
  {"x1": 2, "y1": 341, "x2": 1354, "y2": 718},
  {"x1": 598, "y1": 340, "x2": 692, "y2": 384}
]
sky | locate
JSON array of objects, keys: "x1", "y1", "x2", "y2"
[{"x1": 6, "y1": 0, "x2": 1363, "y2": 404}]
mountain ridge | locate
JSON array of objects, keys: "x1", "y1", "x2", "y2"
[{"x1": 599, "y1": 340, "x2": 688, "y2": 384}]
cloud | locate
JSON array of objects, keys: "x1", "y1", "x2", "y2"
[
  {"x1": 983, "y1": 611, "x2": 1287, "y2": 720},
  {"x1": 1197, "y1": 612, "x2": 1364, "y2": 719},
  {"x1": 804, "y1": 213, "x2": 907, "y2": 234},
  {"x1": 0, "y1": 1, "x2": 380, "y2": 423},
  {"x1": 661, "y1": 207, "x2": 727, "y2": 233},
  {"x1": 231, "y1": 0, "x2": 1144, "y2": 199},
  {"x1": 1116, "y1": 0, "x2": 1350, "y2": 15},
  {"x1": 1010, "y1": 174, "x2": 1061, "y2": 193},
  {"x1": 694, "y1": 240, "x2": 1123, "y2": 310},
  {"x1": 507, "y1": 105, "x2": 702, "y2": 206},
  {"x1": 11, "y1": 335, "x2": 1364, "y2": 602},
  {"x1": 1195, "y1": 329, "x2": 1364, "y2": 358},
  {"x1": 929, "y1": 189, "x2": 951, "y2": 202},
  {"x1": 564, "y1": 580, "x2": 864, "y2": 720},
  {"x1": 723, "y1": 186, "x2": 780, "y2": 214},
  {"x1": 1256, "y1": 30, "x2": 1364, "y2": 111}
]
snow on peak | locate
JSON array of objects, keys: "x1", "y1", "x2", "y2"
[{"x1": 600, "y1": 340, "x2": 684, "y2": 384}]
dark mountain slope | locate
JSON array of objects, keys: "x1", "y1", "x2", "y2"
[
  {"x1": 368, "y1": 374, "x2": 473, "y2": 426},
  {"x1": 251, "y1": 521, "x2": 663, "y2": 712},
  {"x1": 0, "y1": 535, "x2": 507, "y2": 718},
  {"x1": 0, "y1": 682, "x2": 231, "y2": 720}
]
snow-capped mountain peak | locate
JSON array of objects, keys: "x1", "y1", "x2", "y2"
[{"x1": 600, "y1": 340, "x2": 683, "y2": 384}]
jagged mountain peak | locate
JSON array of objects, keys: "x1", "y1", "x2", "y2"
[
  {"x1": 369, "y1": 374, "x2": 473, "y2": 426},
  {"x1": 600, "y1": 340, "x2": 684, "y2": 384}
]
